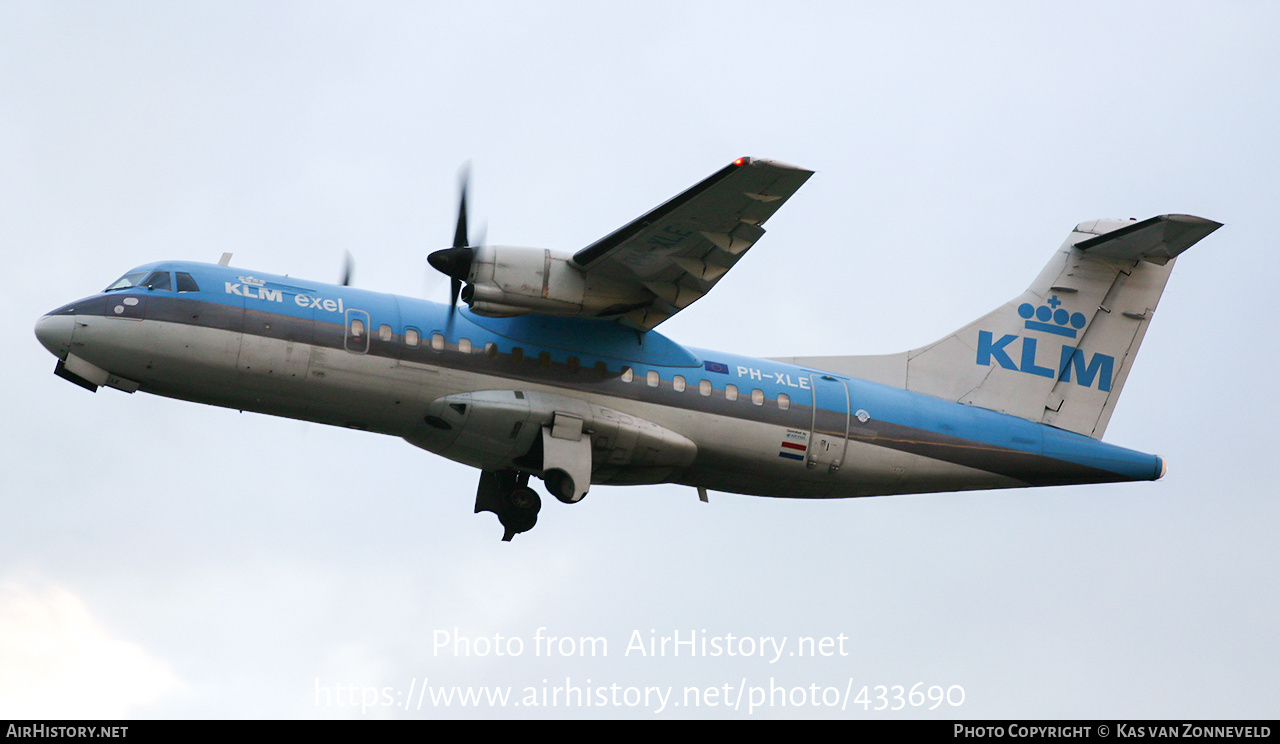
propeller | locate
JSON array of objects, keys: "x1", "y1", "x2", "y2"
[{"x1": 427, "y1": 166, "x2": 478, "y2": 325}]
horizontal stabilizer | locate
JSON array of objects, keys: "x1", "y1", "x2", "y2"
[{"x1": 1074, "y1": 214, "x2": 1222, "y2": 264}]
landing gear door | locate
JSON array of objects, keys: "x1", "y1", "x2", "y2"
[
  {"x1": 542, "y1": 413, "x2": 592, "y2": 503},
  {"x1": 808, "y1": 374, "x2": 849, "y2": 472}
]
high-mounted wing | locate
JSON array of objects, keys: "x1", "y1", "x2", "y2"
[{"x1": 572, "y1": 157, "x2": 813, "y2": 330}]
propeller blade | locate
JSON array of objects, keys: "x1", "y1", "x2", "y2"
[
  {"x1": 447, "y1": 277, "x2": 462, "y2": 329},
  {"x1": 429, "y1": 162, "x2": 479, "y2": 329},
  {"x1": 340, "y1": 251, "x2": 354, "y2": 286},
  {"x1": 453, "y1": 166, "x2": 470, "y2": 249}
]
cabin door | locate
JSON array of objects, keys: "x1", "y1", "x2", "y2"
[
  {"x1": 807, "y1": 374, "x2": 850, "y2": 473},
  {"x1": 344, "y1": 308, "x2": 370, "y2": 353}
]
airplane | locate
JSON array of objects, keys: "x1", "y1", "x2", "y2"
[{"x1": 33, "y1": 157, "x2": 1221, "y2": 540}]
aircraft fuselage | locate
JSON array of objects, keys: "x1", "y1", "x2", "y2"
[{"x1": 35, "y1": 260, "x2": 1164, "y2": 514}]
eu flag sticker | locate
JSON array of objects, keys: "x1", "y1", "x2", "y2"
[{"x1": 704, "y1": 361, "x2": 729, "y2": 374}]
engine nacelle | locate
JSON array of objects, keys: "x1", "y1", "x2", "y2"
[
  {"x1": 463, "y1": 246, "x2": 650, "y2": 318},
  {"x1": 406, "y1": 390, "x2": 698, "y2": 498}
]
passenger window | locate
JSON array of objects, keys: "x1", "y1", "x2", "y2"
[
  {"x1": 485, "y1": 342, "x2": 498, "y2": 359},
  {"x1": 725, "y1": 384, "x2": 739, "y2": 401},
  {"x1": 379, "y1": 324, "x2": 392, "y2": 342},
  {"x1": 778, "y1": 393, "x2": 791, "y2": 410},
  {"x1": 511, "y1": 347, "x2": 524, "y2": 364},
  {"x1": 458, "y1": 338, "x2": 472, "y2": 354},
  {"x1": 699, "y1": 379, "x2": 712, "y2": 396},
  {"x1": 594, "y1": 361, "x2": 608, "y2": 378},
  {"x1": 646, "y1": 370, "x2": 660, "y2": 387},
  {"x1": 621, "y1": 366, "x2": 634, "y2": 383},
  {"x1": 141, "y1": 271, "x2": 172, "y2": 291},
  {"x1": 351, "y1": 318, "x2": 365, "y2": 338},
  {"x1": 431, "y1": 333, "x2": 445, "y2": 351},
  {"x1": 538, "y1": 351, "x2": 551, "y2": 369},
  {"x1": 751, "y1": 389, "x2": 764, "y2": 406},
  {"x1": 672, "y1": 375, "x2": 686, "y2": 392},
  {"x1": 567, "y1": 356, "x2": 580, "y2": 373},
  {"x1": 405, "y1": 328, "x2": 420, "y2": 347},
  {"x1": 175, "y1": 272, "x2": 200, "y2": 292}
]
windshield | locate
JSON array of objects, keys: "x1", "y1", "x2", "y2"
[{"x1": 104, "y1": 271, "x2": 148, "y2": 291}]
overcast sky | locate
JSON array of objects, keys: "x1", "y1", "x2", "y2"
[{"x1": 2, "y1": 1, "x2": 1277, "y2": 719}]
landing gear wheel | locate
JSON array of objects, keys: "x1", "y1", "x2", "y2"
[
  {"x1": 475, "y1": 470, "x2": 550, "y2": 541},
  {"x1": 499, "y1": 486, "x2": 541, "y2": 541},
  {"x1": 545, "y1": 469, "x2": 579, "y2": 504}
]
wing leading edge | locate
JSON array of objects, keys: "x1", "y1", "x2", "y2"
[{"x1": 573, "y1": 157, "x2": 813, "y2": 331}]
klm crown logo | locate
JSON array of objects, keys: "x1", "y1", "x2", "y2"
[{"x1": 1019, "y1": 295, "x2": 1087, "y2": 338}]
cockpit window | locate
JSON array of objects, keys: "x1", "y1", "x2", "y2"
[
  {"x1": 141, "y1": 271, "x2": 172, "y2": 291},
  {"x1": 105, "y1": 271, "x2": 148, "y2": 291},
  {"x1": 176, "y1": 272, "x2": 200, "y2": 292}
]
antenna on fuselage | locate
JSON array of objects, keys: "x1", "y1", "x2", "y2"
[{"x1": 218, "y1": 252, "x2": 232, "y2": 266}]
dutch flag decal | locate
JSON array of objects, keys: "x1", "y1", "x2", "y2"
[{"x1": 778, "y1": 429, "x2": 809, "y2": 461}]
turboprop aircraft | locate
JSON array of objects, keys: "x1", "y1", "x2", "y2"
[{"x1": 34, "y1": 157, "x2": 1221, "y2": 540}]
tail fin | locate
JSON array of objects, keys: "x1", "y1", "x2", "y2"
[{"x1": 779, "y1": 215, "x2": 1221, "y2": 439}]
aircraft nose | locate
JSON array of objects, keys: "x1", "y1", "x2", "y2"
[{"x1": 34, "y1": 313, "x2": 74, "y2": 359}]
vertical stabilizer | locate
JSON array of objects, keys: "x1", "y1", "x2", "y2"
[{"x1": 775, "y1": 215, "x2": 1220, "y2": 439}]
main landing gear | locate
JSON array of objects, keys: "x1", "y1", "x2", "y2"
[{"x1": 474, "y1": 470, "x2": 546, "y2": 542}]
